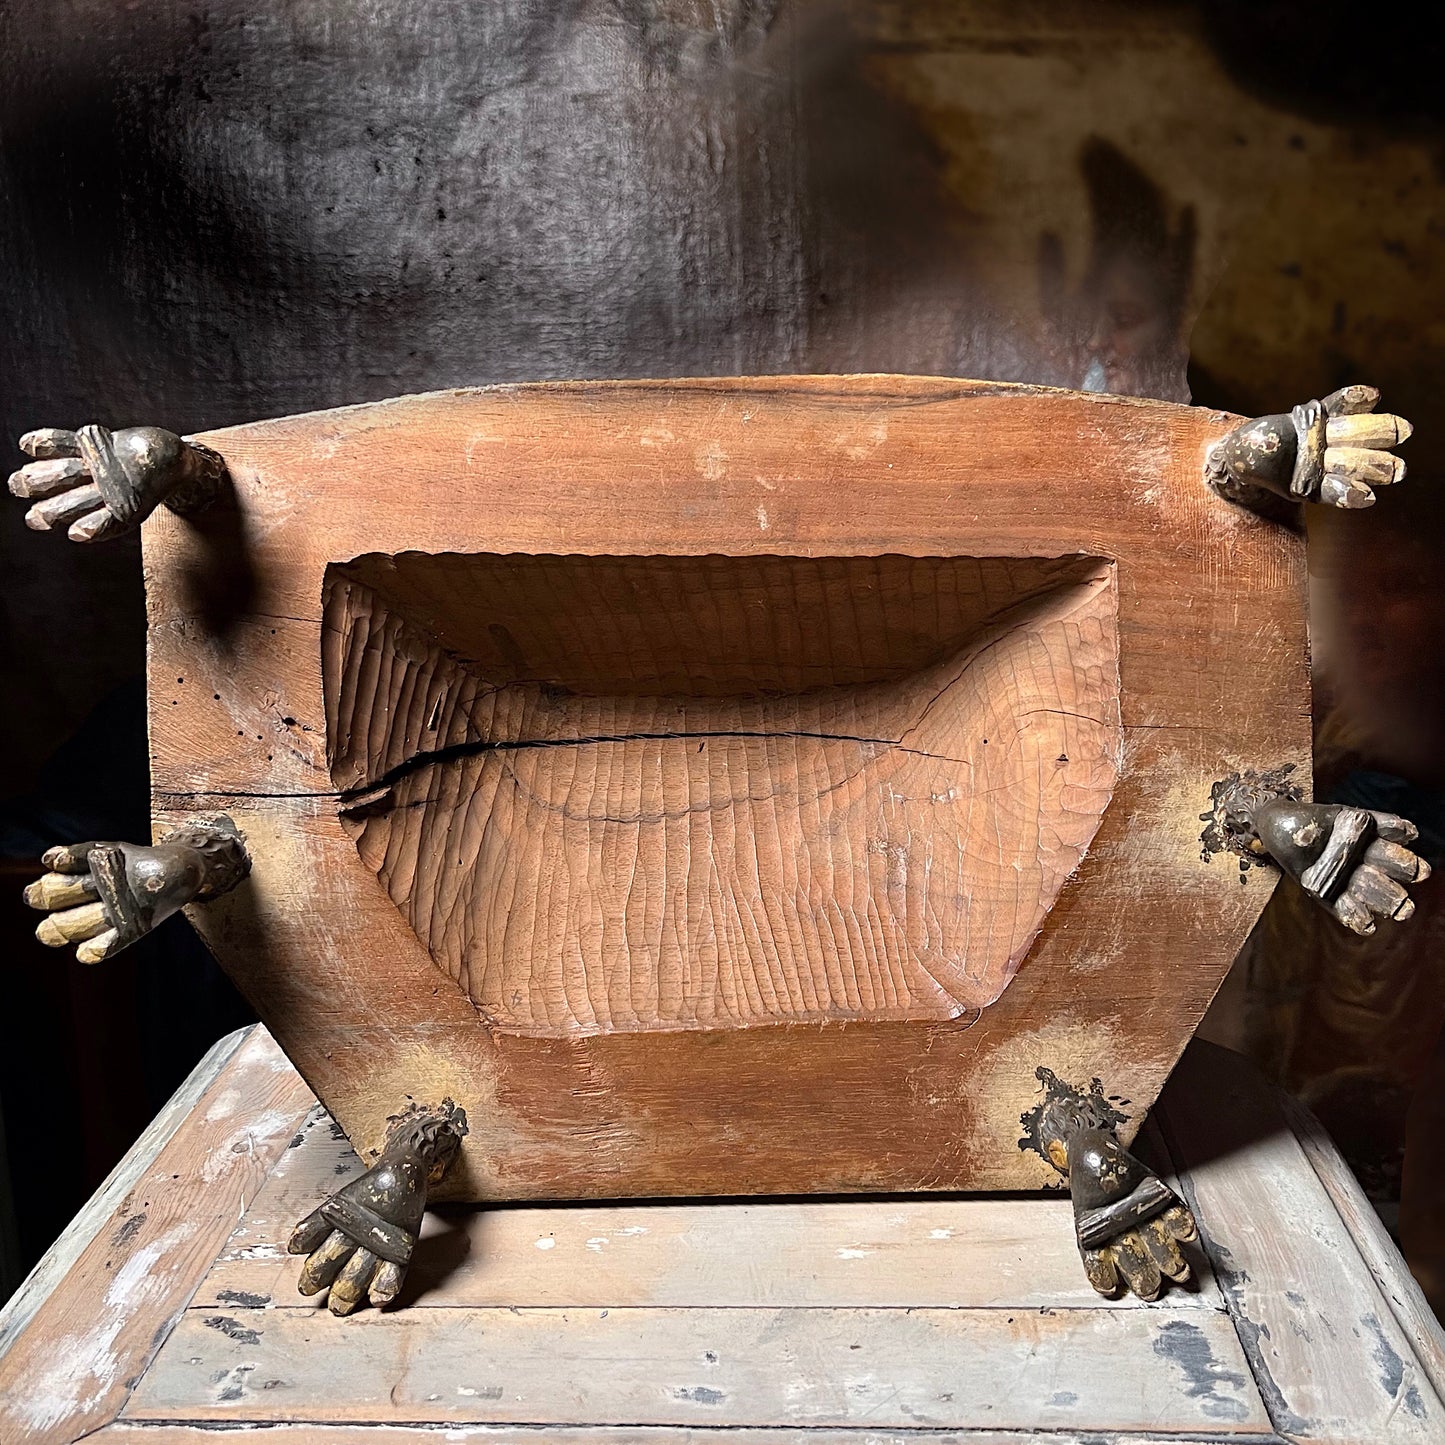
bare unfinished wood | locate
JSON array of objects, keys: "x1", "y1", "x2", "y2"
[
  {"x1": 88, "y1": 1431, "x2": 1287, "y2": 1445},
  {"x1": 127, "y1": 1302, "x2": 1269, "y2": 1433},
  {"x1": 1162, "y1": 1040, "x2": 1445, "y2": 1442},
  {"x1": 1283, "y1": 1091, "x2": 1445, "y2": 1394},
  {"x1": 139, "y1": 375, "x2": 1310, "y2": 1197},
  {"x1": 0, "y1": 1028, "x2": 250, "y2": 1361},
  {"x1": 329, "y1": 554, "x2": 1119, "y2": 1034}
]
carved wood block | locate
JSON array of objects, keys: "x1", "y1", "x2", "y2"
[
  {"x1": 327, "y1": 553, "x2": 1119, "y2": 1033},
  {"x1": 140, "y1": 375, "x2": 1310, "y2": 1200}
]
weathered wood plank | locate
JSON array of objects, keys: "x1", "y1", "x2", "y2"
[
  {"x1": 0, "y1": 1026, "x2": 251, "y2": 1360},
  {"x1": 0, "y1": 1028, "x2": 315, "y2": 1445},
  {"x1": 1281, "y1": 1089, "x2": 1445, "y2": 1392},
  {"x1": 1162, "y1": 1041, "x2": 1445, "y2": 1443},
  {"x1": 125, "y1": 1302, "x2": 1270, "y2": 1433},
  {"x1": 197, "y1": 1106, "x2": 1221, "y2": 1312},
  {"x1": 89, "y1": 1424, "x2": 1288, "y2": 1445}
]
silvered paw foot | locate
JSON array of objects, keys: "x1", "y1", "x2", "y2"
[
  {"x1": 1206, "y1": 384, "x2": 1410, "y2": 511},
  {"x1": 1202, "y1": 767, "x2": 1429, "y2": 934},
  {"x1": 23, "y1": 817, "x2": 249, "y2": 963},
  {"x1": 1022, "y1": 1068, "x2": 1198, "y2": 1301},
  {"x1": 289, "y1": 1099, "x2": 468, "y2": 1316},
  {"x1": 8, "y1": 423, "x2": 226, "y2": 541}
]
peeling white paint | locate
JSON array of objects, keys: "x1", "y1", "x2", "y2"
[
  {"x1": 11, "y1": 1225, "x2": 194, "y2": 1434},
  {"x1": 234, "y1": 1243, "x2": 285, "y2": 1260},
  {"x1": 203, "y1": 1087, "x2": 243, "y2": 1122}
]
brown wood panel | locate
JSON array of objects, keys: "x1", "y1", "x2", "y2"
[{"x1": 141, "y1": 375, "x2": 1310, "y2": 1196}]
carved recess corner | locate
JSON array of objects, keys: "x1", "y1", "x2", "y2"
[
  {"x1": 1205, "y1": 385, "x2": 1411, "y2": 513},
  {"x1": 1201, "y1": 767, "x2": 1429, "y2": 934},
  {"x1": 8, "y1": 424, "x2": 227, "y2": 542},
  {"x1": 289, "y1": 1099, "x2": 469, "y2": 1315},
  {"x1": 1020, "y1": 1068, "x2": 1197, "y2": 1301},
  {"x1": 23, "y1": 815, "x2": 250, "y2": 963}
]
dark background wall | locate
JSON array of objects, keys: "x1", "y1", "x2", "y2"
[{"x1": 3, "y1": 0, "x2": 1444, "y2": 1309}]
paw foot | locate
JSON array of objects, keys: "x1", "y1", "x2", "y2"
[
  {"x1": 1206, "y1": 385, "x2": 1410, "y2": 511},
  {"x1": 288, "y1": 1099, "x2": 467, "y2": 1316},
  {"x1": 23, "y1": 817, "x2": 249, "y2": 963}
]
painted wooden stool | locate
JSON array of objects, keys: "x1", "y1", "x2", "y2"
[{"x1": 2, "y1": 1024, "x2": 1442, "y2": 1442}]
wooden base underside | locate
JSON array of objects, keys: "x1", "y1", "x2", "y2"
[{"x1": 142, "y1": 376, "x2": 1309, "y2": 1198}]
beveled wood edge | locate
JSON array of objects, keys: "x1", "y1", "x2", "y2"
[
  {"x1": 186, "y1": 371, "x2": 1227, "y2": 446},
  {"x1": 7, "y1": 1029, "x2": 1377, "y2": 1444},
  {"x1": 1162, "y1": 1038, "x2": 1445, "y2": 1437},
  {"x1": 85, "y1": 1424, "x2": 1292, "y2": 1444},
  {"x1": 0, "y1": 1027, "x2": 314, "y2": 1445},
  {"x1": 1279, "y1": 1088, "x2": 1445, "y2": 1386},
  {"x1": 0, "y1": 1025, "x2": 256, "y2": 1361}
]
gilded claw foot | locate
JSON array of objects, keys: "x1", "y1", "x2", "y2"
[
  {"x1": 1021, "y1": 1068, "x2": 1198, "y2": 1301},
  {"x1": 289, "y1": 1099, "x2": 468, "y2": 1316},
  {"x1": 1205, "y1": 385, "x2": 1411, "y2": 511},
  {"x1": 8, "y1": 423, "x2": 226, "y2": 541},
  {"x1": 23, "y1": 816, "x2": 249, "y2": 963},
  {"x1": 1202, "y1": 766, "x2": 1429, "y2": 934}
]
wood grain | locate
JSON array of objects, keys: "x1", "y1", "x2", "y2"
[
  {"x1": 0, "y1": 1028, "x2": 248, "y2": 1359},
  {"x1": 11, "y1": 1029, "x2": 1442, "y2": 1445},
  {"x1": 327, "y1": 554, "x2": 1119, "y2": 1034},
  {"x1": 140, "y1": 375, "x2": 1310, "y2": 1196},
  {"x1": 88, "y1": 1430, "x2": 1288, "y2": 1445},
  {"x1": 0, "y1": 1027, "x2": 313, "y2": 1445},
  {"x1": 1282, "y1": 1089, "x2": 1445, "y2": 1393},
  {"x1": 1161, "y1": 1040, "x2": 1445, "y2": 1442},
  {"x1": 127, "y1": 1303, "x2": 1269, "y2": 1433},
  {"x1": 193, "y1": 1102, "x2": 1221, "y2": 1313}
]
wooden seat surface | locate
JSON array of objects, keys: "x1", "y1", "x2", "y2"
[{"x1": 3, "y1": 1025, "x2": 1442, "y2": 1443}]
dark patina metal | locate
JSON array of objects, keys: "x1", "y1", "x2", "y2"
[
  {"x1": 1205, "y1": 384, "x2": 1409, "y2": 512},
  {"x1": 1021, "y1": 1066, "x2": 1197, "y2": 1301},
  {"x1": 9, "y1": 422, "x2": 228, "y2": 541},
  {"x1": 24, "y1": 814, "x2": 250, "y2": 963},
  {"x1": 1200, "y1": 767, "x2": 1428, "y2": 934},
  {"x1": 289, "y1": 1099, "x2": 469, "y2": 1315}
]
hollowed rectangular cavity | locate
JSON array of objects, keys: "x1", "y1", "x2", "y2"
[{"x1": 324, "y1": 553, "x2": 1120, "y2": 1038}]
